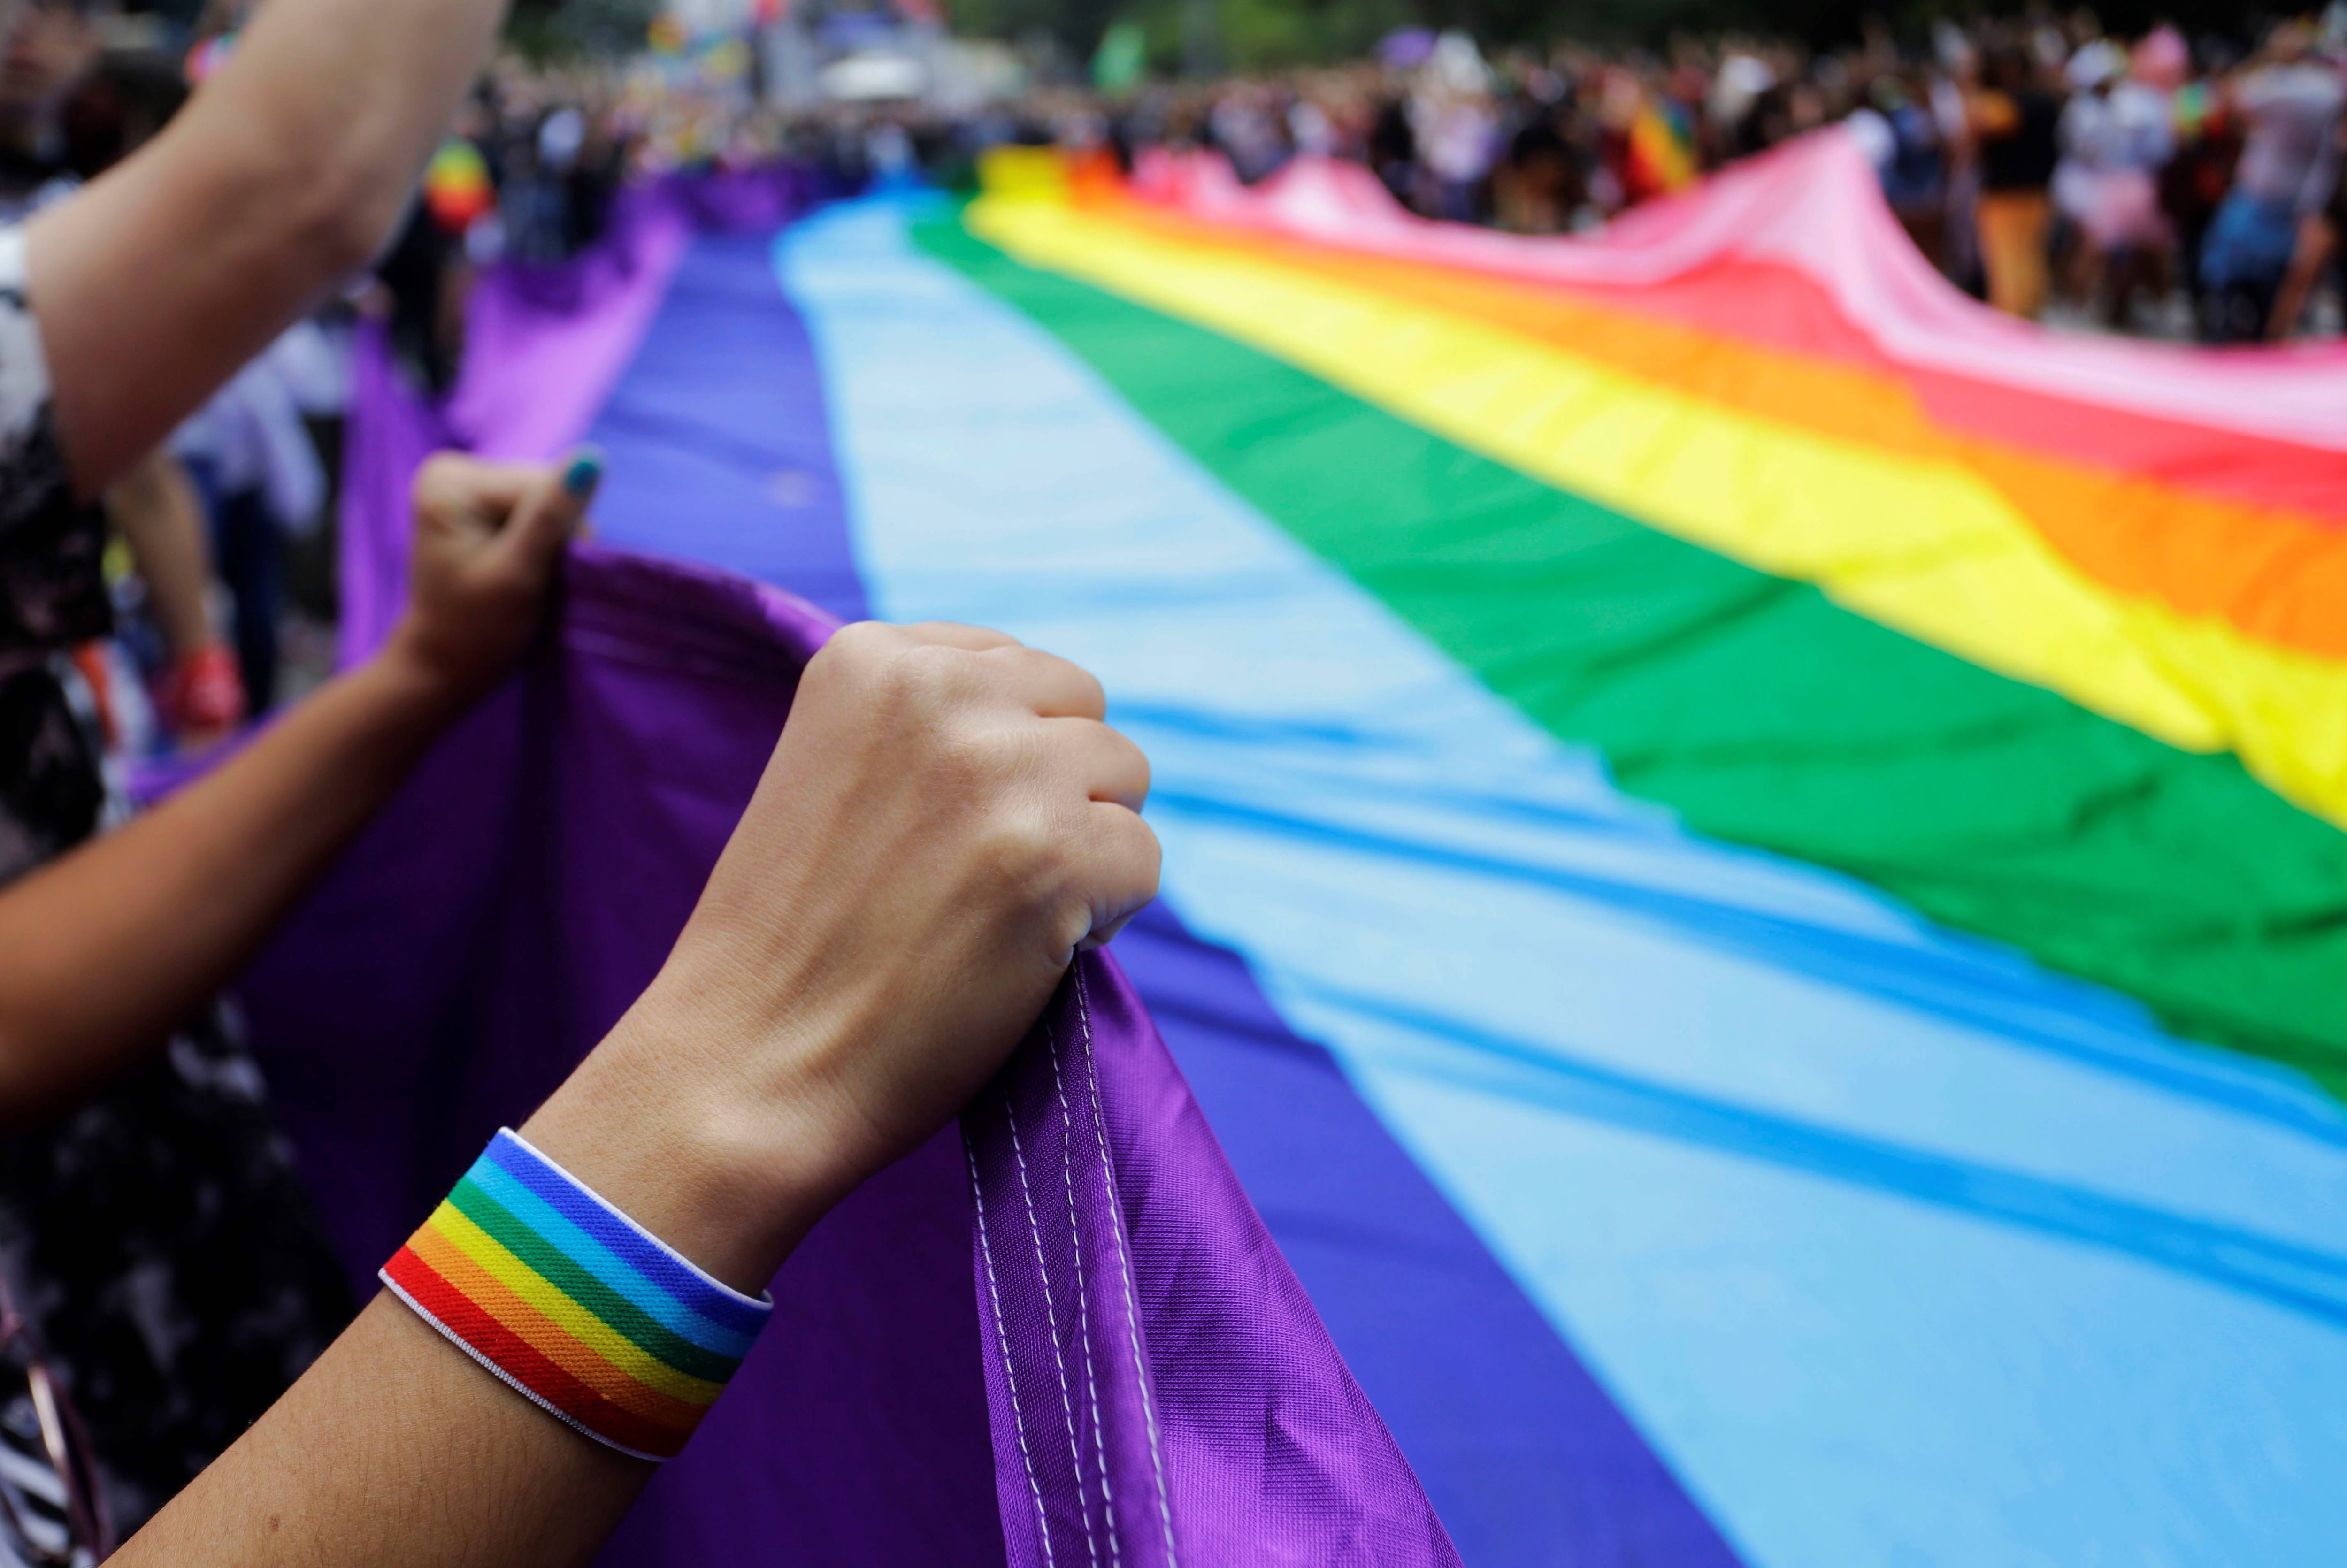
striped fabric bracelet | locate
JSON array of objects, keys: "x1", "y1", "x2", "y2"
[{"x1": 381, "y1": 1128, "x2": 771, "y2": 1460}]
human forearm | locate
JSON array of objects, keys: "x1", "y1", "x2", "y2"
[
  {"x1": 112, "y1": 1294, "x2": 653, "y2": 1568},
  {"x1": 26, "y1": 0, "x2": 511, "y2": 488},
  {"x1": 116, "y1": 992, "x2": 859, "y2": 1568},
  {"x1": 115, "y1": 994, "x2": 863, "y2": 1568},
  {"x1": 0, "y1": 456, "x2": 590, "y2": 1117},
  {"x1": 0, "y1": 642, "x2": 466, "y2": 1117},
  {"x1": 201, "y1": 0, "x2": 508, "y2": 248}
]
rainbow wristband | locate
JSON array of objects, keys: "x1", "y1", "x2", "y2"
[{"x1": 381, "y1": 1129, "x2": 771, "y2": 1460}]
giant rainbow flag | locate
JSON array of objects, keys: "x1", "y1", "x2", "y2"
[{"x1": 268, "y1": 132, "x2": 2347, "y2": 1566}]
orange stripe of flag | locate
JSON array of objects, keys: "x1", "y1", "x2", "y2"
[{"x1": 1089, "y1": 192, "x2": 2347, "y2": 665}]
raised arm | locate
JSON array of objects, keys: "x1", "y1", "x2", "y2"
[
  {"x1": 0, "y1": 453, "x2": 590, "y2": 1121},
  {"x1": 23, "y1": 0, "x2": 512, "y2": 491},
  {"x1": 114, "y1": 620, "x2": 1161, "y2": 1568}
]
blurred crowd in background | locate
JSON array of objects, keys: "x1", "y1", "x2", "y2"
[
  {"x1": 8, "y1": 0, "x2": 2345, "y2": 773},
  {"x1": 1059, "y1": 13, "x2": 2347, "y2": 342},
  {"x1": 392, "y1": 9, "x2": 2347, "y2": 353}
]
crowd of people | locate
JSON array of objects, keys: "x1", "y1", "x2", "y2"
[
  {"x1": 382, "y1": 13, "x2": 2347, "y2": 352},
  {"x1": 1030, "y1": 15, "x2": 2347, "y2": 342},
  {"x1": 362, "y1": 11, "x2": 2347, "y2": 359}
]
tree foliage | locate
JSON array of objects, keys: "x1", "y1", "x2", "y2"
[
  {"x1": 507, "y1": 0, "x2": 663, "y2": 61},
  {"x1": 955, "y1": 0, "x2": 2266, "y2": 69}
]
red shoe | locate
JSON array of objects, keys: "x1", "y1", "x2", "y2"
[{"x1": 155, "y1": 643, "x2": 246, "y2": 741}]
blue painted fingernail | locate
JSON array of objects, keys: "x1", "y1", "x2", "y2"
[{"x1": 562, "y1": 447, "x2": 605, "y2": 497}]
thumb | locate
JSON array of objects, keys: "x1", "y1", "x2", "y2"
[{"x1": 492, "y1": 446, "x2": 601, "y2": 577}]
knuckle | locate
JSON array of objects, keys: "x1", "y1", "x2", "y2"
[
  {"x1": 943, "y1": 712, "x2": 1040, "y2": 793},
  {"x1": 896, "y1": 639, "x2": 973, "y2": 687},
  {"x1": 926, "y1": 721, "x2": 992, "y2": 793},
  {"x1": 807, "y1": 622, "x2": 901, "y2": 695},
  {"x1": 820, "y1": 620, "x2": 893, "y2": 668},
  {"x1": 883, "y1": 642, "x2": 984, "y2": 723},
  {"x1": 409, "y1": 459, "x2": 455, "y2": 512},
  {"x1": 974, "y1": 806, "x2": 1066, "y2": 890},
  {"x1": 1101, "y1": 802, "x2": 1158, "y2": 863},
  {"x1": 1025, "y1": 647, "x2": 1105, "y2": 708},
  {"x1": 1114, "y1": 730, "x2": 1151, "y2": 791}
]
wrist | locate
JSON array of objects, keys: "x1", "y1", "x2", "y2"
[
  {"x1": 517, "y1": 992, "x2": 850, "y2": 1296},
  {"x1": 368, "y1": 622, "x2": 489, "y2": 727}
]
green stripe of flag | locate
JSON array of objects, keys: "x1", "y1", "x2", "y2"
[{"x1": 916, "y1": 212, "x2": 2347, "y2": 1101}]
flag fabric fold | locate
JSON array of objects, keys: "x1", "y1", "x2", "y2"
[{"x1": 968, "y1": 958, "x2": 1457, "y2": 1567}]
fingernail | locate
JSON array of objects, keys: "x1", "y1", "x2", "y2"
[{"x1": 562, "y1": 447, "x2": 606, "y2": 498}]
